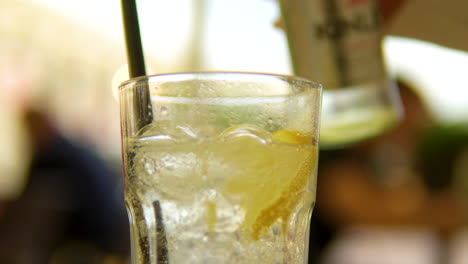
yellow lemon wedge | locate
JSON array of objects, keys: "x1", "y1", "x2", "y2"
[
  {"x1": 250, "y1": 149, "x2": 316, "y2": 239},
  {"x1": 211, "y1": 126, "x2": 318, "y2": 240},
  {"x1": 272, "y1": 130, "x2": 311, "y2": 145}
]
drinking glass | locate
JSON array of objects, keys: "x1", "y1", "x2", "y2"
[{"x1": 118, "y1": 72, "x2": 322, "y2": 264}]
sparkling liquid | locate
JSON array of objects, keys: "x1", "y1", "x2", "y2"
[{"x1": 124, "y1": 124, "x2": 318, "y2": 264}]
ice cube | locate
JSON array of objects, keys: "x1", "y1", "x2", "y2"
[
  {"x1": 217, "y1": 124, "x2": 272, "y2": 145},
  {"x1": 132, "y1": 147, "x2": 204, "y2": 200},
  {"x1": 135, "y1": 120, "x2": 198, "y2": 144}
]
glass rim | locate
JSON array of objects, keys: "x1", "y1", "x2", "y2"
[{"x1": 118, "y1": 71, "x2": 322, "y2": 96}]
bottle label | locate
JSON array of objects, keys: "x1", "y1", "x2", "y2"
[{"x1": 280, "y1": 0, "x2": 386, "y2": 89}]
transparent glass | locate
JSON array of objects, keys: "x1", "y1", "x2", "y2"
[{"x1": 118, "y1": 72, "x2": 322, "y2": 264}]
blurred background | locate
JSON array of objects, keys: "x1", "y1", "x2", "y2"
[{"x1": 1, "y1": 0, "x2": 467, "y2": 263}]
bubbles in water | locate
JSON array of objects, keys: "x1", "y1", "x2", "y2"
[
  {"x1": 141, "y1": 157, "x2": 157, "y2": 175},
  {"x1": 126, "y1": 122, "x2": 312, "y2": 264}
]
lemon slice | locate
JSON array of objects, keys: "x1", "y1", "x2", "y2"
[
  {"x1": 249, "y1": 130, "x2": 316, "y2": 239},
  {"x1": 210, "y1": 127, "x2": 317, "y2": 239},
  {"x1": 250, "y1": 147, "x2": 317, "y2": 239},
  {"x1": 272, "y1": 130, "x2": 311, "y2": 145}
]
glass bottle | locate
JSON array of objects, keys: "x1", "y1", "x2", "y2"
[{"x1": 279, "y1": 0, "x2": 402, "y2": 148}]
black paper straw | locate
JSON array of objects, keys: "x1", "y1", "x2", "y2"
[
  {"x1": 154, "y1": 201, "x2": 169, "y2": 264},
  {"x1": 121, "y1": 0, "x2": 147, "y2": 78},
  {"x1": 121, "y1": 0, "x2": 153, "y2": 130}
]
